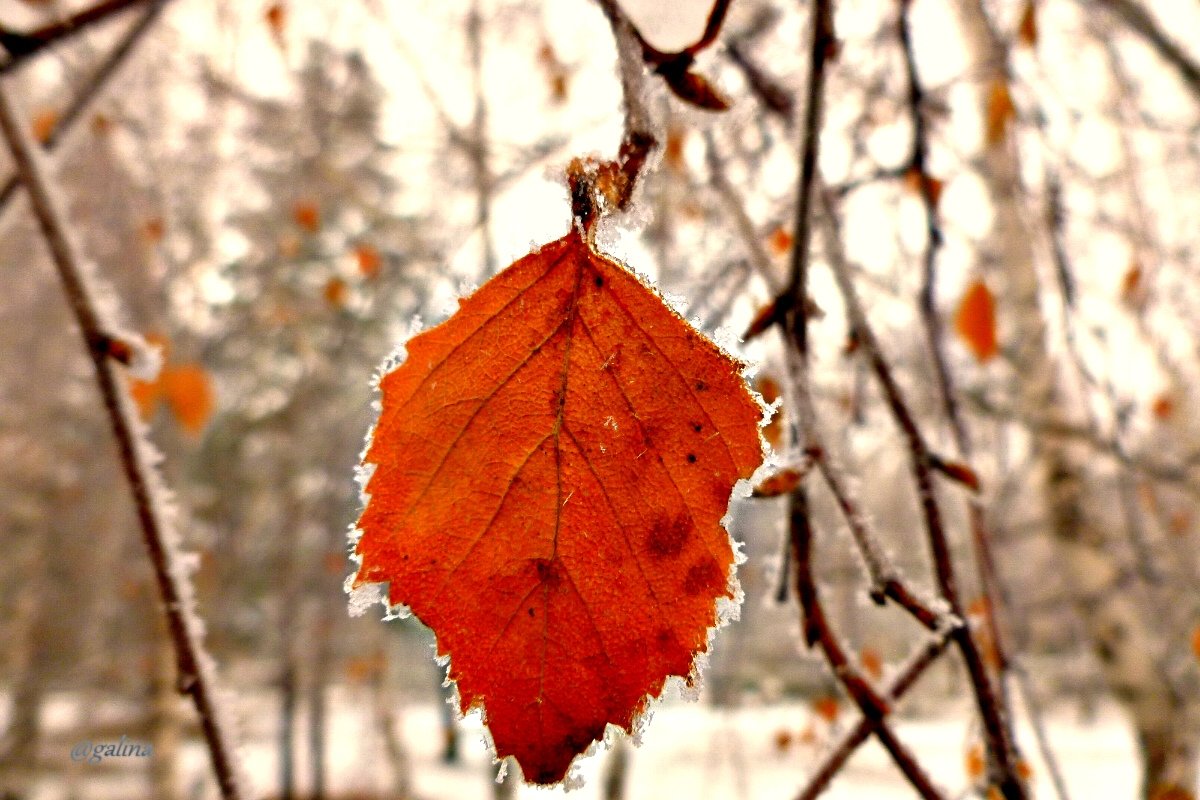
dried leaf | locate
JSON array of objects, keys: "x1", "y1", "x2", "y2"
[
  {"x1": 984, "y1": 80, "x2": 1015, "y2": 145},
  {"x1": 767, "y1": 226, "x2": 793, "y2": 257},
  {"x1": 352, "y1": 230, "x2": 764, "y2": 785},
  {"x1": 140, "y1": 216, "x2": 165, "y2": 245},
  {"x1": 743, "y1": 297, "x2": 783, "y2": 341},
  {"x1": 931, "y1": 455, "x2": 982, "y2": 492},
  {"x1": 30, "y1": 107, "x2": 57, "y2": 144},
  {"x1": 661, "y1": 65, "x2": 730, "y2": 112},
  {"x1": 1192, "y1": 625, "x2": 1200, "y2": 662},
  {"x1": 966, "y1": 742, "x2": 985, "y2": 779},
  {"x1": 812, "y1": 695, "x2": 840, "y2": 724},
  {"x1": 355, "y1": 244, "x2": 382, "y2": 278},
  {"x1": 955, "y1": 280, "x2": 998, "y2": 362},
  {"x1": 161, "y1": 364, "x2": 215, "y2": 435},
  {"x1": 752, "y1": 468, "x2": 803, "y2": 498},
  {"x1": 663, "y1": 125, "x2": 688, "y2": 173},
  {"x1": 859, "y1": 646, "x2": 883, "y2": 681},
  {"x1": 323, "y1": 277, "x2": 348, "y2": 308},
  {"x1": 265, "y1": 3, "x2": 287, "y2": 49},
  {"x1": 1152, "y1": 393, "x2": 1175, "y2": 421},
  {"x1": 1018, "y1": 1, "x2": 1038, "y2": 47},
  {"x1": 292, "y1": 199, "x2": 320, "y2": 233}
]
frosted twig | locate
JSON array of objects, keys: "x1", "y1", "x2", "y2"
[
  {"x1": 1095, "y1": 0, "x2": 1200, "y2": 102},
  {"x1": 898, "y1": 1, "x2": 1029, "y2": 780},
  {"x1": 0, "y1": 0, "x2": 158, "y2": 72},
  {"x1": 0, "y1": 0, "x2": 171, "y2": 220},
  {"x1": 0, "y1": 79, "x2": 244, "y2": 800},
  {"x1": 816, "y1": 184, "x2": 1029, "y2": 799},
  {"x1": 795, "y1": 625, "x2": 956, "y2": 800}
]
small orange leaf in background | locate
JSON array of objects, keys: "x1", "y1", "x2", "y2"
[
  {"x1": 752, "y1": 468, "x2": 803, "y2": 498},
  {"x1": 323, "y1": 277, "x2": 347, "y2": 308},
  {"x1": 130, "y1": 378, "x2": 161, "y2": 421},
  {"x1": 773, "y1": 728, "x2": 793, "y2": 752},
  {"x1": 767, "y1": 226, "x2": 793, "y2": 257},
  {"x1": 1191, "y1": 625, "x2": 1200, "y2": 662},
  {"x1": 161, "y1": 364, "x2": 215, "y2": 435},
  {"x1": 352, "y1": 230, "x2": 764, "y2": 785},
  {"x1": 31, "y1": 107, "x2": 58, "y2": 144},
  {"x1": 812, "y1": 695, "x2": 840, "y2": 724},
  {"x1": 1152, "y1": 393, "x2": 1175, "y2": 421},
  {"x1": 1151, "y1": 785, "x2": 1196, "y2": 800},
  {"x1": 355, "y1": 244, "x2": 382, "y2": 278},
  {"x1": 292, "y1": 199, "x2": 320, "y2": 233},
  {"x1": 265, "y1": 2, "x2": 287, "y2": 49},
  {"x1": 984, "y1": 79, "x2": 1016, "y2": 145},
  {"x1": 537, "y1": 40, "x2": 570, "y2": 104},
  {"x1": 140, "y1": 216, "x2": 165, "y2": 245},
  {"x1": 860, "y1": 646, "x2": 883, "y2": 681},
  {"x1": 965, "y1": 742, "x2": 985, "y2": 779},
  {"x1": 663, "y1": 125, "x2": 688, "y2": 173},
  {"x1": 1018, "y1": 1, "x2": 1038, "y2": 47},
  {"x1": 902, "y1": 167, "x2": 945, "y2": 208},
  {"x1": 1121, "y1": 261, "x2": 1145, "y2": 308},
  {"x1": 955, "y1": 279, "x2": 998, "y2": 362}
]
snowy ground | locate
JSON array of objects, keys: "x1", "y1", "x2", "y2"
[{"x1": 33, "y1": 685, "x2": 1160, "y2": 799}]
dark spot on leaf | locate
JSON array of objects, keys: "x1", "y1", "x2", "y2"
[
  {"x1": 695, "y1": 380, "x2": 708, "y2": 391},
  {"x1": 594, "y1": 275, "x2": 604, "y2": 288},
  {"x1": 533, "y1": 558, "x2": 561, "y2": 586},
  {"x1": 687, "y1": 453, "x2": 697, "y2": 464},
  {"x1": 683, "y1": 558, "x2": 724, "y2": 596},
  {"x1": 647, "y1": 514, "x2": 690, "y2": 558},
  {"x1": 691, "y1": 422, "x2": 702, "y2": 433},
  {"x1": 528, "y1": 607, "x2": 535, "y2": 617}
]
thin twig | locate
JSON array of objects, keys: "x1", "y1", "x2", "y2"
[
  {"x1": 0, "y1": 78, "x2": 243, "y2": 800},
  {"x1": 0, "y1": 0, "x2": 153, "y2": 72},
  {"x1": 796, "y1": 626, "x2": 957, "y2": 800},
  {"x1": 0, "y1": 0, "x2": 170, "y2": 219},
  {"x1": 816, "y1": 186, "x2": 1029, "y2": 799},
  {"x1": 1093, "y1": 0, "x2": 1200, "y2": 102}
]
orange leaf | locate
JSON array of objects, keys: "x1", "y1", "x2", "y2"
[
  {"x1": 1018, "y1": 1, "x2": 1038, "y2": 47},
  {"x1": 1191, "y1": 625, "x2": 1200, "y2": 662},
  {"x1": 161, "y1": 364, "x2": 215, "y2": 435},
  {"x1": 140, "y1": 216, "x2": 165, "y2": 244},
  {"x1": 265, "y1": 2, "x2": 287, "y2": 47},
  {"x1": 955, "y1": 280, "x2": 998, "y2": 362},
  {"x1": 129, "y1": 378, "x2": 161, "y2": 421},
  {"x1": 965, "y1": 742, "x2": 985, "y2": 779},
  {"x1": 323, "y1": 277, "x2": 348, "y2": 307},
  {"x1": 859, "y1": 646, "x2": 883, "y2": 681},
  {"x1": 355, "y1": 244, "x2": 382, "y2": 278},
  {"x1": 1152, "y1": 393, "x2": 1175, "y2": 421},
  {"x1": 984, "y1": 80, "x2": 1015, "y2": 145},
  {"x1": 1121, "y1": 261, "x2": 1145, "y2": 307},
  {"x1": 773, "y1": 728, "x2": 793, "y2": 752},
  {"x1": 752, "y1": 468, "x2": 803, "y2": 498},
  {"x1": 767, "y1": 226, "x2": 793, "y2": 257},
  {"x1": 292, "y1": 199, "x2": 320, "y2": 233},
  {"x1": 812, "y1": 695, "x2": 840, "y2": 724},
  {"x1": 31, "y1": 107, "x2": 58, "y2": 144},
  {"x1": 663, "y1": 125, "x2": 688, "y2": 173},
  {"x1": 351, "y1": 230, "x2": 764, "y2": 785}
]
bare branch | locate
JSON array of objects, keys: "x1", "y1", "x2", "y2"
[
  {"x1": 0, "y1": 0, "x2": 160, "y2": 72},
  {"x1": 0, "y1": 78, "x2": 243, "y2": 800}
]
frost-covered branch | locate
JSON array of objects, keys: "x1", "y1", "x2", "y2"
[
  {"x1": 0, "y1": 79, "x2": 244, "y2": 800},
  {"x1": 0, "y1": 0, "x2": 161, "y2": 72},
  {"x1": 0, "y1": 0, "x2": 169, "y2": 218}
]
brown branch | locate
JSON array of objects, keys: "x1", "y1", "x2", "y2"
[
  {"x1": 796, "y1": 627, "x2": 956, "y2": 800},
  {"x1": 0, "y1": 0, "x2": 169, "y2": 218},
  {"x1": 816, "y1": 186, "x2": 1029, "y2": 800},
  {"x1": 0, "y1": 78, "x2": 243, "y2": 800},
  {"x1": 1094, "y1": 0, "x2": 1200, "y2": 102},
  {"x1": 0, "y1": 0, "x2": 156, "y2": 72},
  {"x1": 790, "y1": 492, "x2": 947, "y2": 800}
]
